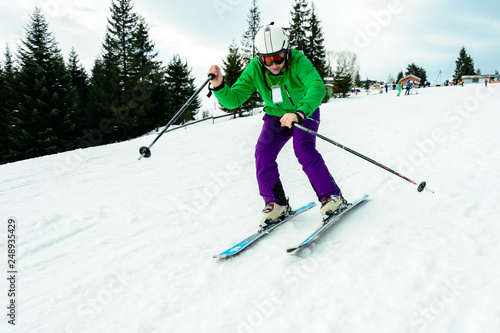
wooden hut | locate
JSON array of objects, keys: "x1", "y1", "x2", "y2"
[{"x1": 398, "y1": 75, "x2": 421, "y2": 86}]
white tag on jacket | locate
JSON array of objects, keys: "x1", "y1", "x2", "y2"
[{"x1": 272, "y1": 86, "x2": 283, "y2": 104}]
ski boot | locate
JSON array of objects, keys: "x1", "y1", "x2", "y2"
[
  {"x1": 320, "y1": 195, "x2": 346, "y2": 220},
  {"x1": 260, "y1": 202, "x2": 291, "y2": 229}
]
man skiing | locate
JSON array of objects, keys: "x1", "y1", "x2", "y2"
[{"x1": 207, "y1": 23, "x2": 343, "y2": 227}]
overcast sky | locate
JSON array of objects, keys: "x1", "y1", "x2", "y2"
[{"x1": 1, "y1": 0, "x2": 499, "y2": 110}]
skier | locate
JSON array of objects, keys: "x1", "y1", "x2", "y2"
[
  {"x1": 207, "y1": 23, "x2": 343, "y2": 227},
  {"x1": 411, "y1": 81, "x2": 418, "y2": 94},
  {"x1": 397, "y1": 82, "x2": 402, "y2": 96}
]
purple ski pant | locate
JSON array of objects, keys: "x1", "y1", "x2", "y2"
[{"x1": 255, "y1": 108, "x2": 341, "y2": 205}]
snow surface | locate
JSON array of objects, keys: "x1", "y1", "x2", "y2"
[{"x1": 1, "y1": 84, "x2": 500, "y2": 332}]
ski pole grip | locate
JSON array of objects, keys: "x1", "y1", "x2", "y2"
[{"x1": 208, "y1": 73, "x2": 216, "y2": 80}]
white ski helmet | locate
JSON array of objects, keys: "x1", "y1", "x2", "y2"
[{"x1": 254, "y1": 22, "x2": 289, "y2": 56}]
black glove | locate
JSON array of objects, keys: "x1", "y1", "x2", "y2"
[{"x1": 294, "y1": 111, "x2": 305, "y2": 125}]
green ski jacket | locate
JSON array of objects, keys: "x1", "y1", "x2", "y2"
[{"x1": 214, "y1": 49, "x2": 326, "y2": 118}]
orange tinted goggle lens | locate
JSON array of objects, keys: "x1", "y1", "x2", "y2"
[{"x1": 260, "y1": 53, "x2": 285, "y2": 66}]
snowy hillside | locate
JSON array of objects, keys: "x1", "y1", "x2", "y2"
[{"x1": 1, "y1": 84, "x2": 500, "y2": 332}]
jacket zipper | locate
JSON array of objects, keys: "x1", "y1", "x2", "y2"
[{"x1": 284, "y1": 85, "x2": 295, "y2": 106}]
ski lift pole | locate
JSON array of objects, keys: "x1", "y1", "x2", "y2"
[
  {"x1": 293, "y1": 123, "x2": 434, "y2": 193},
  {"x1": 138, "y1": 74, "x2": 215, "y2": 160}
]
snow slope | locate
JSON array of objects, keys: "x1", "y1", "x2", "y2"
[{"x1": 1, "y1": 84, "x2": 500, "y2": 332}]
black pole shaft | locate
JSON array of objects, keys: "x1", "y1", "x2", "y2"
[
  {"x1": 293, "y1": 123, "x2": 433, "y2": 193},
  {"x1": 149, "y1": 75, "x2": 213, "y2": 148},
  {"x1": 139, "y1": 74, "x2": 214, "y2": 160}
]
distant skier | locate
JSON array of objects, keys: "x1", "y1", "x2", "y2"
[
  {"x1": 405, "y1": 81, "x2": 411, "y2": 95},
  {"x1": 207, "y1": 23, "x2": 343, "y2": 227},
  {"x1": 397, "y1": 83, "x2": 402, "y2": 96},
  {"x1": 411, "y1": 81, "x2": 418, "y2": 94}
]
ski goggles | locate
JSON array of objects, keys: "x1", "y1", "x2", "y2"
[{"x1": 259, "y1": 51, "x2": 286, "y2": 66}]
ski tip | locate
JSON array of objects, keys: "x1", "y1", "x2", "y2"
[
  {"x1": 348, "y1": 193, "x2": 369, "y2": 204},
  {"x1": 212, "y1": 254, "x2": 227, "y2": 259},
  {"x1": 285, "y1": 246, "x2": 300, "y2": 254}
]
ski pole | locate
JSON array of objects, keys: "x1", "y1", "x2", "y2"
[
  {"x1": 138, "y1": 74, "x2": 215, "y2": 160},
  {"x1": 293, "y1": 123, "x2": 434, "y2": 193}
]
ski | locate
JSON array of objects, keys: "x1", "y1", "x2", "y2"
[
  {"x1": 213, "y1": 202, "x2": 316, "y2": 259},
  {"x1": 285, "y1": 194, "x2": 369, "y2": 254}
]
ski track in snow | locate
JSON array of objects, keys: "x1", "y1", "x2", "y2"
[{"x1": 1, "y1": 85, "x2": 500, "y2": 332}]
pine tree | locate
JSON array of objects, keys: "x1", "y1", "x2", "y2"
[
  {"x1": 148, "y1": 69, "x2": 169, "y2": 127},
  {"x1": 354, "y1": 70, "x2": 361, "y2": 87},
  {"x1": 288, "y1": 0, "x2": 310, "y2": 53},
  {"x1": 105, "y1": 0, "x2": 138, "y2": 91},
  {"x1": 221, "y1": 41, "x2": 245, "y2": 117},
  {"x1": 88, "y1": 0, "x2": 166, "y2": 141},
  {"x1": 87, "y1": 57, "x2": 119, "y2": 142},
  {"x1": 67, "y1": 48, "x2": 89, "y2": 103},
  {"x1": 241, "y1": 0, "x2": 262, "y2": 64},
  {"x1": 10, "y1": 8, "x2": 77, "y2": 161},
  {"x1": 131, "y1": 16, "x2": 170, "y2": 133},
  {"x1": 0, "y1": 45, "x2": 17, "y2": 163},
  {"x1": 454, "y1": 46, "x2": 475, "y2": 81},
  {"x1": 333, "y1": 73, "x2": 352, "y2": 98},
  {"x1": 240, "y1": 0, "x2": 263, "y2": 112},
  {"x1": 126, "y1": 15, "x2": 159, "y2": 136},
  {"x1": 0, "y1": 55, "x2": 6, "y2": 163},
  {"x1": 100, "y1": 0, "x2": 140, "y2": 140},
  {"x1": 397, "y1": 70, "x2": 404, "y2": 83},
  {"x1": 131, "y1": 17, "x2": 158, "y2": 74},
  {"x1": 67, "y1": 48, "x2": 90, "y2": 135},
  {"x1": 0, "y1": 61, "x2": 3, "y2": 103},
  {"x1": 363, "y1": 78, "x2": 371, "y2": 91},
  {"x1": 307, "y1": 2, "x2": 327, "y2": 78},
  {"x1": 165, "y1": 55, "x2": 200, "y2": 124},
  {"x1": 332, "y1": 51, "x2": 358, "y2": 98}
]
